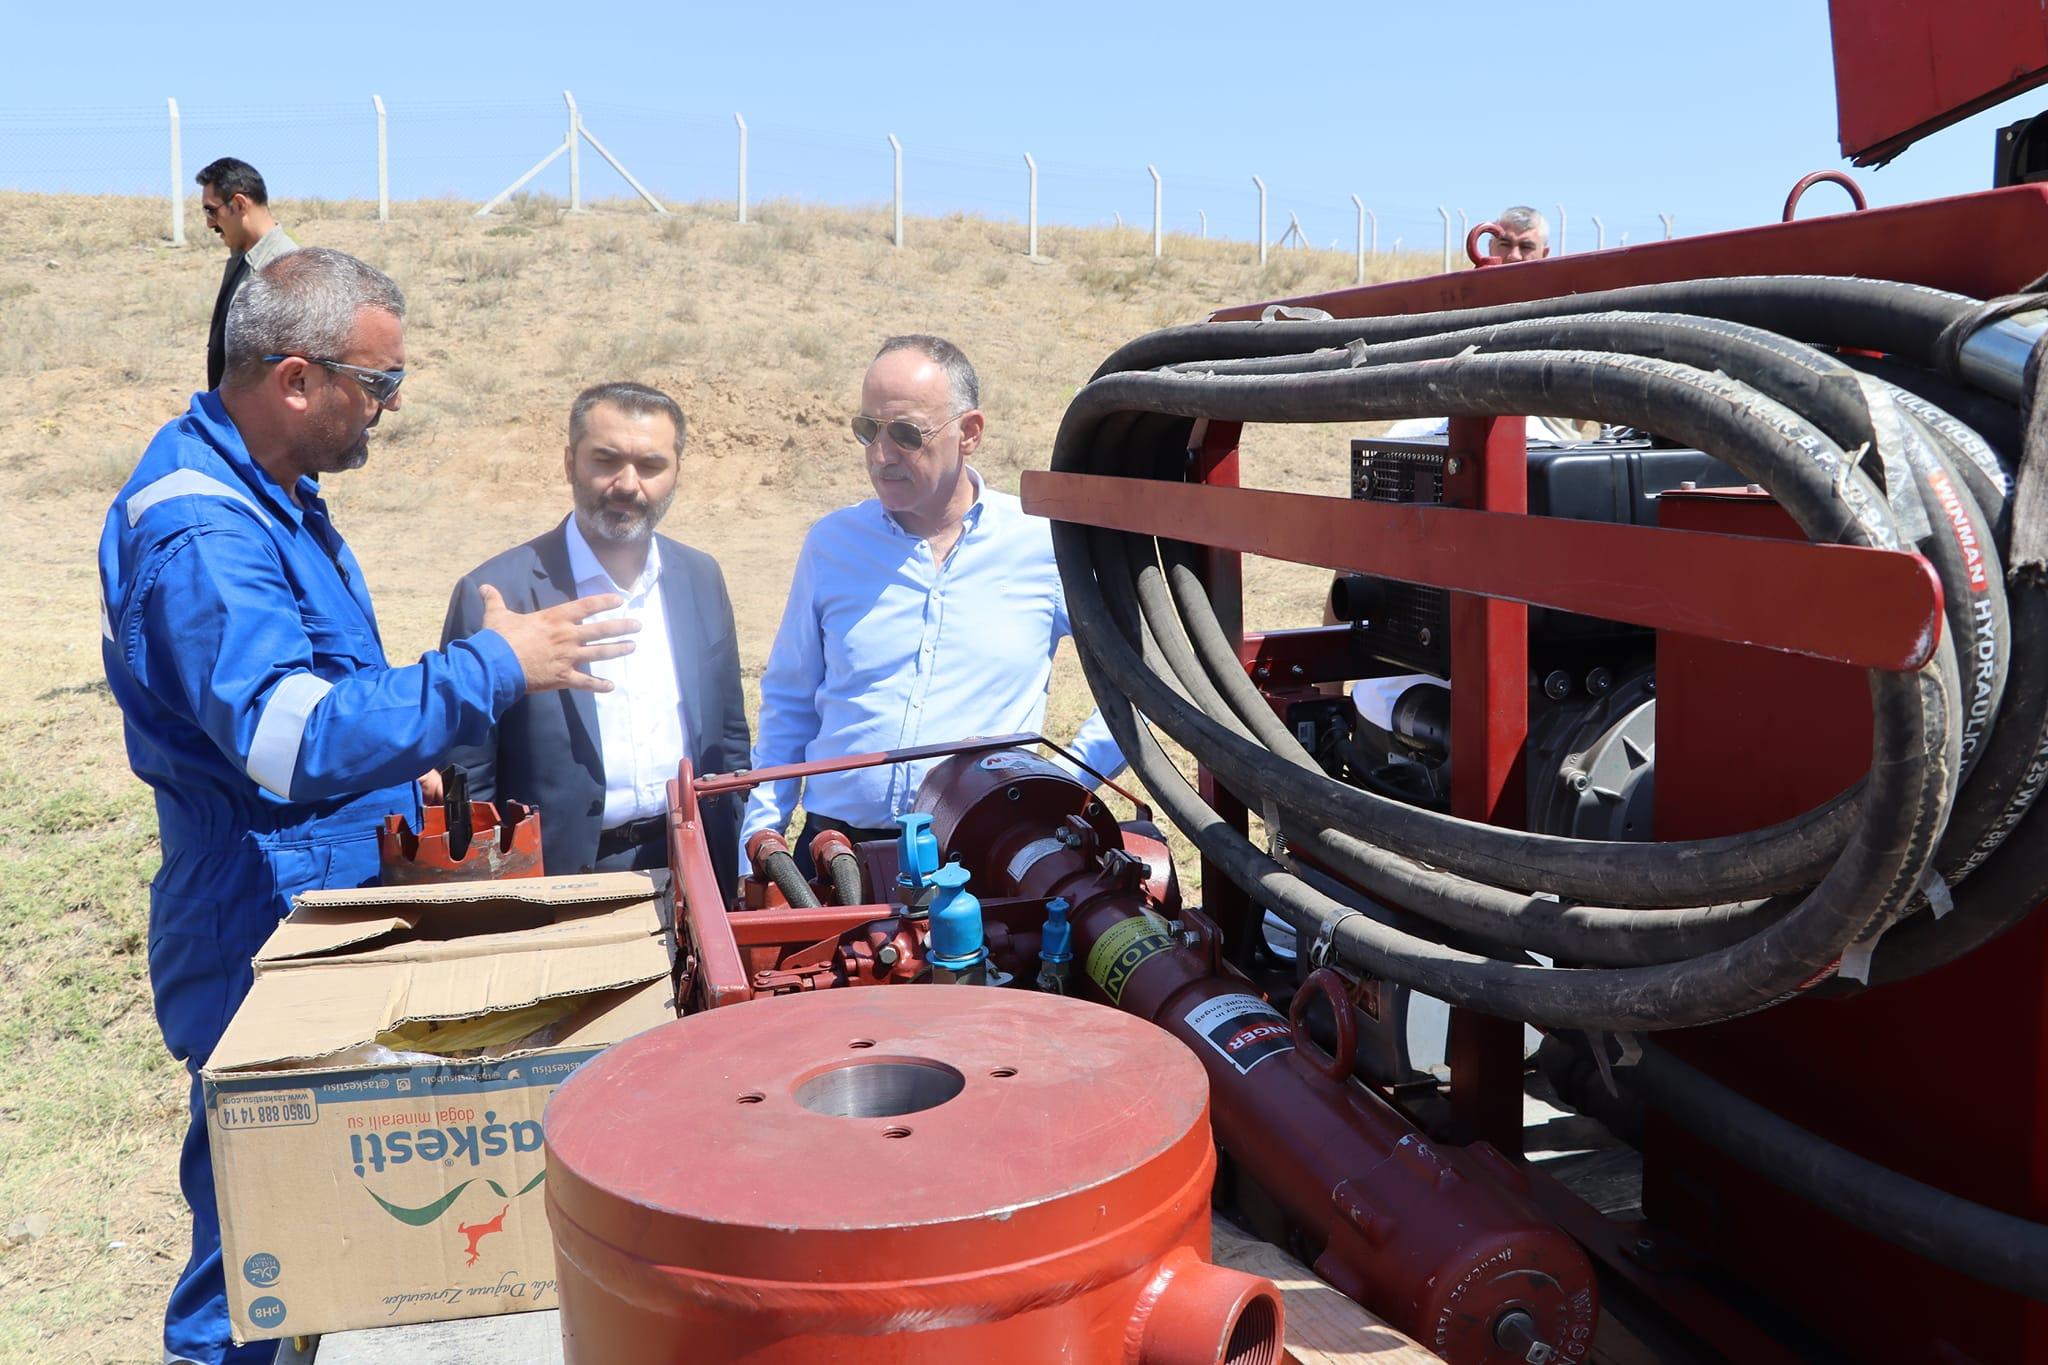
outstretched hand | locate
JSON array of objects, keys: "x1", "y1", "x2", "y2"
[{"x1": 479, "y1": 584, "x2": 640, "y2": 694}]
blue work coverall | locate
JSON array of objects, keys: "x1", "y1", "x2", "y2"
[{"x1": 99, "y1": 392, "x2": 524, "y2": 1364}]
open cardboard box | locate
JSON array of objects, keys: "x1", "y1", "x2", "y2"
[{"x1": 201, "y1": 871, "x2": 676, "y2": 1344}]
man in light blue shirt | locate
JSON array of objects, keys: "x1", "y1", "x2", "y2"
[{"x1": 742, "y1": 334, "x2": 1123, "y2": 872}]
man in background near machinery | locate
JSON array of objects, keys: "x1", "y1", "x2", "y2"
[
  {"x1": 437, "y1": 381, "x2": 751, "y2": 893},
  {"x1": 195, "y1": 157, "x2": 298, "y2": 391},
  {"x1": 742, "y1": 334, "x2": 1125, "y2": 875},
  {"x1": 1487, "y1": 203, "x2": 1551, "y2": 261},
  {"x1": 98, "y1": 247, "x2": 640, "y2": 1365}
]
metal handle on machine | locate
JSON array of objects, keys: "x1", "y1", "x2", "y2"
[
  {"x1": 1782, "y1": 170, "x2": 1867, "y2": 222},
  {"x1": 1289, "y1": 966, "x2": 1358, "y2": 1081},
  {"x1": 1466, "y1": 220, "x2": 1506, "y2": 266}
]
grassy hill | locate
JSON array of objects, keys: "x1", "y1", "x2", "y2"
[{"x1": 0, "y1": 190, "x2": 1440, "y2": 1361}]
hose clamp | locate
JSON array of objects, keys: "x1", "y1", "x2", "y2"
[{"x1": 1310, "y1": 909, "x2": 1365, "y2": 969}]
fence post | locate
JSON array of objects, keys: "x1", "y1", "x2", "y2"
[
  {"x1": 1457, "y1": 207, "x2": 1469, "y2": 249},
  {"x1": 564, "y1": 91, "x2": 582, "y2": 211},
  {"x1": 888, "y1": 134, "x2": 903, "y2": 248},
  {"x1": 1198, "y1": 209, "x2": 1207, "y2": 239},
  {"x1": 1592, "y1": 214, "x2": 1606, "y2": 250},
  {"x1": 735, "y1": 114, "x2": 748, "y2": 224},
  {"x1": 1368, "y1": 208, "x2": 1378, "y2": 257},
  {"x1": 167, "y1": 97, "x2": 184, "y2": 247},
  {"x1": 1437, "y1": 205, "x2": 1452, "y2": 272},
  {"x1": 1659, "y1": 212, "x2": 1675, "y2": 239},
  {"x1": 1350, "y1": 195, "x2": 1366, "y2": 284},
  {"x1": 1148, "y1": 164, "x2": 1163, "y2": 258},
  {"x1": 372, "y1": 95, "x2": 390, "y2": 223},
  {"x1": 1252, "y1": 176, "x2": 1267, "y2": 266},
  {"x1": 1023, "y1": 153, "x2": 1038, "y2": 258},
  {"x1": 1555, "y1": 202, "x2": 1567, "y2": 255}
]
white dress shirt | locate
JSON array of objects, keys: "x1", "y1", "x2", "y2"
[
  {"x1": 564, "y1": 518, "x2": 687, "y2": 827},
  {"x1": 741, "y1": 467, "x2": 1124, "y2": 840}
]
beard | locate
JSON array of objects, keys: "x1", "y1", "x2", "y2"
[{"x1": 575, "y1": 482, "x2": 676, "y2": 545}]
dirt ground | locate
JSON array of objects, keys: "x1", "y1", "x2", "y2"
[{"x1": 0, "y1": 190, "x2": 1436, "y2": 1362}]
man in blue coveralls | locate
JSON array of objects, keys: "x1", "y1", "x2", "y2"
[{"x1": 99, "y1": 247, "x2": 641, "y2": 1365}]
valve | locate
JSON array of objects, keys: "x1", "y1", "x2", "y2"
[
  {"x1": 927, "y1": 862, "x2": 988, "y2": 983},
  {"x1": 1037, "y1": 896, "x2": 1074, "y2": 994}
]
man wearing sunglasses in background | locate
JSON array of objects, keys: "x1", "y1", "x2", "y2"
[
  {"x1": 742, "y1": 334, "x2": 1124, "y2": 875},
  {"x1": 99, "y1": 247, "x2": 639, "y2": 1365},
  {"x1": 195, "y1": 157, "x2": 298, "y2": 391}
]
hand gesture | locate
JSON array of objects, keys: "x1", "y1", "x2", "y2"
[{"x1": 479, "y1": 585, "x2": 639, "y2": 695}]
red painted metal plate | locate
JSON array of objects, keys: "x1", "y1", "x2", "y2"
[
  {"x1": 546, "y1": 988, "x2": 1210, "y2": 1272},
  {"x1": 1829, "y1": 0, "x2": 2048, "y2": 165},
  {"x1": 1209, "y1": 185, "x2": 2048, "y2": 322},
  {"x1": 1022, "y1": 471, "x2": 1943, "y2": 670}
]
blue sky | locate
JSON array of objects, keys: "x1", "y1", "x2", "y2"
[{"x1": 4, "y1": 1, "x2": 2041, "y2": 249}]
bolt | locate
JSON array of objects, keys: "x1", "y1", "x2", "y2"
[
  {"x1": 1418, "y1": 627, "x2": 1433, "y2": 646},
  {"x1": 1543, "y1": 670, "x2": 1572, "y2": 700},
  {"x1": 1562, "y1": 768, "x2": 1590, "y2": 793},
  {"x1": 1289, "y1": 664, "x2": 1305, "y2": 678},
  {"x1": 1678, "y1": 480, "x2": 1697, "y2": 492},
  {"x1": 1746, "y1": 482, "x2": 1765, "y2": 494},
  {"x1": 877, "y1": 944, "x2": 901, "y2": 967},
  {"x1": 1586, "y1": 666, "x2": 1613, "y2": 696},
  {"x1": 1493, "y1": 1309, "x2": 1557, "y2": 1364},
  {"x1": 1254, "y1": 664, "x2": 1271, "y2": 680},
  {"x1": 1446, "y1": 457, "x2": 1462, "y2": 476}
]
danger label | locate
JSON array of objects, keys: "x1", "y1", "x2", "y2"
[
  {"x1": 1086, "y1": 913, "x2": 1176, "y2": 1004},
  {"x1": 1185, "y1": 994, "x2": 1295, "y2": 1074}
]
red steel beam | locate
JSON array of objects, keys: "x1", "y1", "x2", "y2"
[
  {"x1": 1209, "y1": 185, "x2": 2048, "y2": 322},
  {"x1": 1021, "y1": 472, "x2": 1943, "y2": 670}
]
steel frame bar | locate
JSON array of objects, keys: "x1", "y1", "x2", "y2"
[
  {"x1": 1208, "y1": 184, "x2": 2048, "y2": 320},
  {"x1": 1022, "y1": 472, "x2": 1942, "y2": 669}
]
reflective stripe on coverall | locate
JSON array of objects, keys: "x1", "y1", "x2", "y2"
[{"x1": 99, "y1": 392, "x2": 524, "y2": 1364}]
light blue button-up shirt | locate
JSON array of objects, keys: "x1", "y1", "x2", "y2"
[{"x1": 742, "y1": 468, "x2": 1124, "y2": 839}]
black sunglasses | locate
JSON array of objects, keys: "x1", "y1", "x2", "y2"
[
  {"x1": 264, "y1": 354, "x2": 406, "y2": 405},
  {"x1": 850, "y1": 411, "x2": 964, "y2": 452}
]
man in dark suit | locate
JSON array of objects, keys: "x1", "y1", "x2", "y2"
[
  {"x1": 196, "y1": 157, "x2": 297, "y2": 390},
  {"x1": 439, "y1": 382, "x2": 749, "y2": 893}
]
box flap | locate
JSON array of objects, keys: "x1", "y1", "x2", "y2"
[
  {"x1": 261, "y1": 871, "x2": 665, "y2": 964},
  {"x1": 208, "y1": 877, "x2": 673, "y2": 1074}
]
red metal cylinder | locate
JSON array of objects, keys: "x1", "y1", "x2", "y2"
[
  {"x1": 918, "y1": 753, "x2": 1599, "y2": 1364},
  {"x1": 544, "y1": 988, "x2": 1283, "y2": 1363}
]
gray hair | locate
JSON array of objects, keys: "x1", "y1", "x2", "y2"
[
  {"x1": 875, "y1": 334, "x2": 980, "y2": 415},
  {"x1": 568, "y1": 381, "x2": 687, "y2": 455},
  {"x1": 1497, "y1": 205, "x2": 1549, "y2": 237},
  {"x1": 224, "y1": 248, "x2": 405, "y2": 386}
]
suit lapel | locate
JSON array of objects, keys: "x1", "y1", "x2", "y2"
[
  {"x1": 535, "y1": 520, "x2": 602, "y2": 767},
  {"x1": 657, "y1": 538, "x2": 704, "y2": 760}
]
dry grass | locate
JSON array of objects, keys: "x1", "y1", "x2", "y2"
[{"x1": 0, "y1": 190, "x2": 1440, "y2": 1362}]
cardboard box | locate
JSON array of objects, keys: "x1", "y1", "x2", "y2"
[{"x1": 201, "y1": 871, "x2": 676, "y2": 1344}]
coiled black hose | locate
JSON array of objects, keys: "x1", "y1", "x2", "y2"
[{"x1": 1052, "y1": 274, "x2": 2048, "y2": 1026}]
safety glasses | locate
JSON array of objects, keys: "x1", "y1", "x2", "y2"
[
  {"x1": 264, "y1": 354, "x2": 407, "y2": 405},
  {"x1": 850, "y1": 411, "x2": 964, "y2": 451}
]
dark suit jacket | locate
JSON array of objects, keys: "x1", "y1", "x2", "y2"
[{"x1": 440, "y1": 519, "x2": 750, "y2": 895}]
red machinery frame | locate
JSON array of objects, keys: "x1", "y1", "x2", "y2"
[{"x1": 1016, "y1": 184, "x2": 2048, "y2": 1357}]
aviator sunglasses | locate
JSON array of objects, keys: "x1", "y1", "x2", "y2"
[
  {"x1": 263, "y1": 354, "x2": 408, "y2": 405},
  {"x1": 850, "y1": 411, "x2": 964, "y2": 451}
]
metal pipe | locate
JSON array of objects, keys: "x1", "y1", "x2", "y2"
[
  {"x1": 1252, "y1": 176, "x2": 1267, "y2": 266},
  {"x1": 1023, "y1": 152, "x2": 1038, "y2": 258},
  {"x1": 888, "y1": 133, "x2": 903, "y2": 248},
  {"x1": 372, "y1": 95, "x2": 389, "y2": 223}
]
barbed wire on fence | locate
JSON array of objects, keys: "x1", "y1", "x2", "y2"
[{"x1": 0, "y1": 94, "x2": 1681, "y2": 258}]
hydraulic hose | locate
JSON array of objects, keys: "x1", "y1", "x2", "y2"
[
  {"x1": 1631, "y1": 1042, "x2": 2048, "y2": 1301},
  {"x1": 763, "y1": 850, "x2": 820, "y2": 909},
  {"x1": 1052, "y1": 273, "x2": 2048, "y2": 1026}
]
